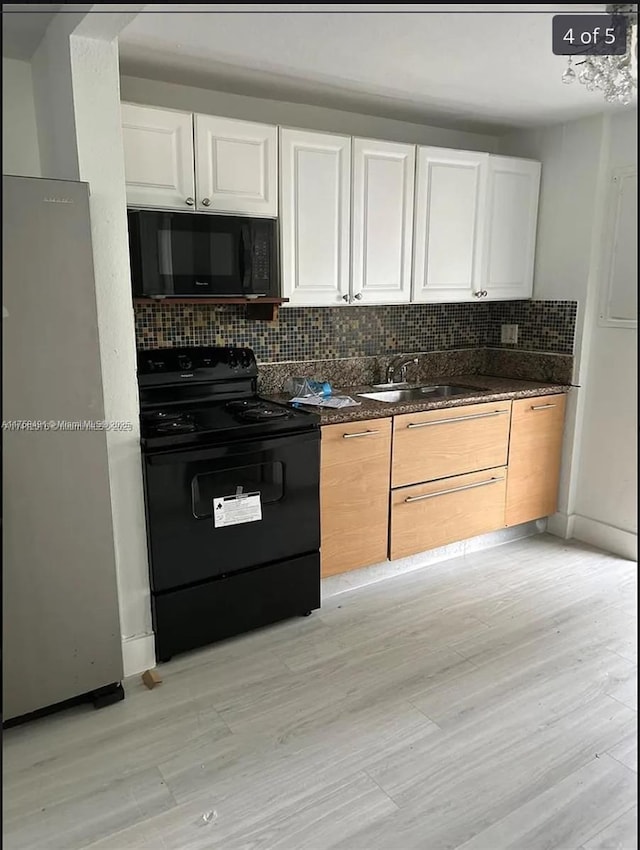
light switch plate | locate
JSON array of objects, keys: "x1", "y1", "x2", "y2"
[{"x1": 501, "y1": 324, "x2": 519, "y2": 344}]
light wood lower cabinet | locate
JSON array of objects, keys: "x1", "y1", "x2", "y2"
[
  {"x1": 390, "y1": 468, "x2": 508, "y2": 560},
  {"x1": 506, "y1": 394, "x2": 566, "y2": 526},
  {"x1": 319, "y1": 393, "x2": 567, "y2": 575},
  {"x1": 320, "y1": 418, "x2": 391, "y2": 577},
  {"x1": 392, "y1": 400, "x2": 512, "y2": 487}
]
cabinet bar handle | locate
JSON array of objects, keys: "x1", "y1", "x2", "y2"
[
  {"x1": 343, "y1": 429, "x2": 381, "y2": 439},
  {"x1": 404, "y1": 476, "x2": 505, "y2": 503},
  {"x1": 407, "y1": 409, "x2": 509, "y2": 428},
  {"x1": 530, "y1": 403, "x2": 557, "y2": 410}
]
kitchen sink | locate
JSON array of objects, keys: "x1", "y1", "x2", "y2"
[
  {"x1": 358, "y1": 384, "x2": 484, "y2": 403},
  {"x1": 370, "y1": 381, "x2": 412, "y2": 390}
]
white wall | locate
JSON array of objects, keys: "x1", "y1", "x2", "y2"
[
  {"x1": 2, "y1": 57, "x2": 41, "y2": 177},
  {"x1": 500, "y1": 109, "x2": 638, "y2": 560},
  {"x1": 69, "y1": 36, "x2": 155, "y2": 674},
  {"x1": 499, "y1": 114, "x2": 605, "y2": 373},
  {"x1": 571, "y1": 111, "x2": 637, "y2": 558},
  {"x1": 120, "y1": 74, "x2": 500, "y2": 153},
  {"x1": 30, "y1": 9, "x2": 154, "y2": 676}
]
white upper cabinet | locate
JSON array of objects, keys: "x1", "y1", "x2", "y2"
[
  {"x1": 351, "y1": 138, "x2": 415, "y2": 304},
  {"x1": 482, "y1": 156, "x2": 541, "y2": 300},
  {"x1": 121, "y1": 104, "x2": 195, "y2": 210},
  {"x1": 413, "y1": 149, "x2": 540, "y2": 303},
  {"x1": 280, "y1": 128, "x2": 351, "y2": 306},
  {"x1": 121, "y1": 105, "x2": 278, "y2": 217},
  {"x1": 194, "y1": 115, "x2": 278, "y2": 216},
  {"x1": 412, "y1": 147, "x2": 488, "y2": 303}
]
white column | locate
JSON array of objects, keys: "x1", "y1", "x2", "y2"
[{"x1": 32, "y1": 6, "x2": 155, "y2": 674}]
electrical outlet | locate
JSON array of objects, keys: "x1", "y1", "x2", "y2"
[{"x1": 501, "y1": 324, "x2": 519, "y2": 344}]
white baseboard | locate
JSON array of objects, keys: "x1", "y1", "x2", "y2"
[
  {"x1": 572, "y1": 515, "x2": 637, "y2": 561},
  {"x1": 322, "y1": 521, "x2": 542, "y2": 599},
  {"x1": 121, "y1": 632, "x2": 156, "y2": 678},
  {"x1": 546, "y1": 512, "x2": 576, "y2": 539},
  {"x1": 547, "y1": 510, "x2": 637, "y2": 560}
]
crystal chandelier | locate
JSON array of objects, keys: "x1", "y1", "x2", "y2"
[{"x1": 562, "y1": 4, "x2": 637, "y2": 105}]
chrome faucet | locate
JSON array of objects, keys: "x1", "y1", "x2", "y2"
[{"x1": 386, "y1": 354, "x2": 420, "y2": 384}]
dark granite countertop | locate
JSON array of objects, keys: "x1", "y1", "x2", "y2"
[{"x1": 267, "y1": 374, "x2": 571, "y2": 425}]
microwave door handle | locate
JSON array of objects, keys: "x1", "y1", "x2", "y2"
[
  {"x1": 157, "y1": 227, "x2": 173, "y2": 295},
  {"x1": 239, "y1": 226, "x2": 247, "y2": 292},
  {"x1": 240, "y1": 225, "x2": 252, "y2": 293},
  {"x1": 238, "y1": 226, "x2": 245, "y2": 290}
]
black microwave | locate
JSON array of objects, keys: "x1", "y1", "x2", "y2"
[{"x1": 127, "y1": 210, "x2": 278, "y2": 298}]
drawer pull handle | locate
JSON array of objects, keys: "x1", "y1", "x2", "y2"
[
  {"x1": 407, "y1": 410, "x2": 509, "y2": 428},
  {"x1": 343, "y1": 429, "x2": 381, "y2": 439},
  {"x1": 404, "y1": 476, "x2": 505, "y2": 503},
  {"x1": 531, "y1": 403, "x2": 557, "y2": 410}
]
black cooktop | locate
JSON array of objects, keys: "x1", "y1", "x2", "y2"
[
  {"x1": 137, "y1": 346, "x2": 320, "y2": 450},
  {"x1": 140, "y1": 396, "x2": 317, "y2": 448}
]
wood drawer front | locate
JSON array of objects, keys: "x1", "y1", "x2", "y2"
[
  {"x1": 506, "y1": 394, "x2": 567, "y2": 527},
  {"x1": 321, "y1": 418, "x2": 392, "y2": 577},
  {"x1": 392, "y1": 400, "x2": 512, "y2": 487},
  {"x1": 390, "y1": 468, "x2": 507, "y2": 560}
]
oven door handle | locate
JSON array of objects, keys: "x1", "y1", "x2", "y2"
[{"x1": 145, "y1": 428, "x2": 319, "y2": 466}]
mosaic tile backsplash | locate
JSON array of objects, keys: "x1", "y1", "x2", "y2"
[
  {"x1": 487, "y1": 300, "x2": 577, "y2": 354},
  {"x1": 135, "y1": 300, "x2": 577, "y2": 362}
]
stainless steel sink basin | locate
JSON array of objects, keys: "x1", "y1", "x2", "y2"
[
  {"x1": 358, "y1": 384, "x2": 484, "y2": 403},
  {"x1": 370, "y1": 382, "x2": 412, "y2": 390}
]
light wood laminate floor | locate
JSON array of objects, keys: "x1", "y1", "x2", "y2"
[{"x1": 3, "y1": 534, "x2": 637, "y2": 850}]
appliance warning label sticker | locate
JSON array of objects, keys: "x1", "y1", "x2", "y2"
[{"x1": 213, "y1": 493, "x2": 262, "y2": 528}]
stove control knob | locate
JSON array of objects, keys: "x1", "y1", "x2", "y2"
[
  {"x1": 177, "y1": 355, "x2": 193, "y2": 371},
  {"x1": 146, "y1": 359, "x2": 156, "y2": 372}
]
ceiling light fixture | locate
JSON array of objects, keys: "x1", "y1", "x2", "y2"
[{"x1": 562, "y1": 4, "x2": 637, "y2": 105}]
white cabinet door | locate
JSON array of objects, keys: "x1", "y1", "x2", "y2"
[
  {"x1": 194, "y1": 115, "x2": 278, "y2": 216},
  {"x1": 412, "y1": 147, "x2": 488, "y2": 303},
  {"x1": 280, "y1": 128, "x2": 351, "y2": 306},
  {"x1": 482, "y1": 156, "x2": 541, "y2": 300},
  {"x1": 121, "y1": 103, "x2": 195, "y2": 210},
  {"x1": 351, "y1": 138, "x2": 415, "y2": 304}
]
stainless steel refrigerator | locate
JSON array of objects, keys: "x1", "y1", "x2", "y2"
[{"x1": 2, "y1": 175, "x2": 124, "y2": 722}]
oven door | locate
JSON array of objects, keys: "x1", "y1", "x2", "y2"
[{"x1": 143, "y1": 430, "x2": 320, "y2": 592}]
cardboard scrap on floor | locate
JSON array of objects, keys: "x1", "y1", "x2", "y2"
[{"x1": 141, "y1": 669, "x2": 162, "y2": 689}]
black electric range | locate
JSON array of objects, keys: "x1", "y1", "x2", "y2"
[{"x1": 137, "y1": 346, "x2": 321, "y2": 662}]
